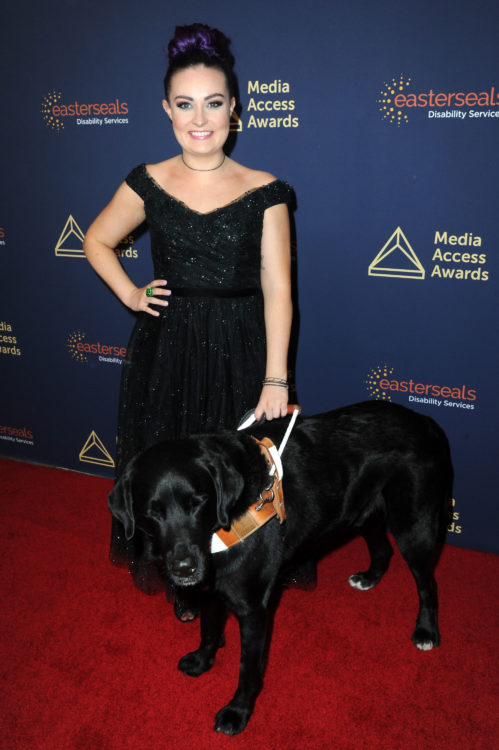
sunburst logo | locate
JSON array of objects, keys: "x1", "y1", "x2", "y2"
[
  {"x1": 41, "y1": 90, "x2": 64, "y2": 131},
  {"x1": 365, "y1": 365, "x2": 394, "y2": 400},
  {"x1": 67, "y1": 331, "x2": 87, "y2": 362},
  {"x1": 378, "y1": 76, "x2": 411, "y2": 126}
]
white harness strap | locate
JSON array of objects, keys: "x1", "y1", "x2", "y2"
[
  {"x1": 237, "y1": 405, "x2": 300, "y2": 481},
  {"x1": 275, "y1": 407, "x2": 300, "y2": 457},
  {"x1": 210, "y1": 407, "x2": 301, "y2": 553},
  {"x1": 211, "y1": 532, "x2": 231, "y2": 553}
]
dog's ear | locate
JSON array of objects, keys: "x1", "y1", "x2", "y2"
[
  {"x1": 108, "y1": 469, "x2": 135, "y2": 540},
  {"x1": 207, "y1": 453, "x2": 245, "y2": 530}
]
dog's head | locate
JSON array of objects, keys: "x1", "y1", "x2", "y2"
[{"x1": 108, "y1": 432, "x2": 268, "y2": 587}]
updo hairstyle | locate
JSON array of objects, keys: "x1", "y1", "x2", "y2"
[{"x1": 164, "y1": 23, "x2": 236, "y2": 101}]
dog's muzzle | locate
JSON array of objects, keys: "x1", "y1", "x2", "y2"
[{"x1": 167, "y1": 543, "x2": 206, "y2": 586}]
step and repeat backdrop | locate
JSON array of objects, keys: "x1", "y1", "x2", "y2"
[{"x1": 1, "y1": 0, "x2": 497, "y2": 553}]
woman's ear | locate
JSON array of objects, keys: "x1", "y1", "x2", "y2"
[{"x1": 162, "y1": 99, "x2": 172, "y2": 121}]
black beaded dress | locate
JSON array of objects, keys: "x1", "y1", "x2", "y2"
[{"x1": 110, "y1": 163, "x2": 294, "y2": 589}]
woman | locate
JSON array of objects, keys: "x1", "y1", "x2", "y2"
[{"x1": 84, "y1": 23, "x2": 294, "y2": 609}]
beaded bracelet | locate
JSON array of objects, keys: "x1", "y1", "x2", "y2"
[{"x1": 262, "y1": 377, "x2": 288, "y2": 388}]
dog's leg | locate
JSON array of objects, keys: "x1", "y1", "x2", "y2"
[
  {"x1": 178, "y1": 593, "x2": 227, "y2": 677},
  {"x1": 349, "y1": 516, "x2": 394, "y2": 591},
  {"x1": 395, "y1": 540, "x2": 440, "y2": 650},
  {"x1": 214, "y1": 606, "x2": 268, "y2": 736}
]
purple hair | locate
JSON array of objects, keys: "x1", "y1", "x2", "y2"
[{"x1": 164, "y1": 23, "x2": 236, "y2": 100}]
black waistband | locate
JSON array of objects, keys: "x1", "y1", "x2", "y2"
[{"x1": 169, "y1": 287, "x2": 261, "y2": 298}]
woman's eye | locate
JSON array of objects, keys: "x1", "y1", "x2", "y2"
[
  {"x1": 208, "y1": 100, "x2": 224, "y2": 109},
  {"x1": 176, "y1": 101, "x2": 192, "y2": 110}
]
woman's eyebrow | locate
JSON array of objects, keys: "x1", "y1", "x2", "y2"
[{"x1": 174, "y1": 92, "x2": 226, "y2": 101}]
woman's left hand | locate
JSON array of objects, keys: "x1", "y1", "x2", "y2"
[{"x1": 254, "y1": 384, "x2": 289, "y2": 421}]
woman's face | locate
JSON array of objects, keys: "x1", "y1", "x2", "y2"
[{"x1": 163, "y1": 64, "x2": 235, "y2": 160}]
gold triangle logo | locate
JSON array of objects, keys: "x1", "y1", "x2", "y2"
[
  {"x1": 55, "y1": 215, "x2": 86, "y2": 258},
  {"x1": 79, "y1": 430, "x2": 115, "y2": 467},
  {"x1": 230, "y1": 111, "x2": 243, "y2": 132},
  {"x1": 369, "y1": 227, "x2": 425, "y2": 279}
]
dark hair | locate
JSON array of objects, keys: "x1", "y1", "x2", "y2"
[{"x1": 163, "y1": 23, "x2": 236, "y2": 101}]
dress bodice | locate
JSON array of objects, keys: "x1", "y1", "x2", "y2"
[{"x1": 125, "y1": 163, "x2": 294, "y2": 289}]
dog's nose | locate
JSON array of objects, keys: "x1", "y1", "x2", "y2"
[{"x1": 171, "y1": 555, "x2": 197, "y2": 577}]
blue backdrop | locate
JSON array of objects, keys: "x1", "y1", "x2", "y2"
[{"x1": 1, "y1": 0, "x2": 498, "y2": 553}]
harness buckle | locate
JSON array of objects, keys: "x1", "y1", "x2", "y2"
[{"x1": 255, "y1": 488, "x2": 274, "y2": 511}]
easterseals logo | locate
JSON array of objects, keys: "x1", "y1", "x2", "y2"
[
  {"x1": 364, "y1": 364, "x2": 395, "y2": 400},
  {"x1": 378, "y1": 76, "x2": 499, "y2": 125},
  {"x1": 369, "y1": 228, "x2": 489, "y2": 283},
  {"x1": 67, "y1": 331, "x2": 127, "y2": 365},
  {"x1": 365, "y1": 365, "x2": 477, "y2": 411},
  {"x1": 0, "y1": 424, "x2": 34, "y2": 446},
  {"x1": 378, "y1": 76, "x2": 412, "y2": 126},
  {"x1": 41, "y1": 90, "x2": 65, "y2": 131},
  {"x1": 41, "y1": 89, "x2": 129, "y2": 131}
]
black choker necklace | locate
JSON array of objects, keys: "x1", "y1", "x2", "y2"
[{"x1": 181, "y1": 154, "x2": 226, "y2": 172}]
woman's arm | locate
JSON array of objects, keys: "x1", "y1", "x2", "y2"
[
  {"x1": 83, "y1": 182, "x2": 170, "y2": 315},
  {"x1": 254, "y1": 201, "x2": 292, "y2": 421}
]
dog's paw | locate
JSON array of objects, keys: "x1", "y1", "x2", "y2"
[
  {"x1": 178, "y1": 649, "x2": 214, "y2": 677},
  {"x1": 214, "y1": 704, "x2": 251, "y2": 736},
  {"x1": 412, "y1": 627, "x2": 440, "y2": 651},
  {"x1": 348, "y1": 573, "x2": 376, "y2": 591}
]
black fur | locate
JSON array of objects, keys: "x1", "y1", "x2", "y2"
[{"x1": 108, "y1": 400, "x2": 452, "y2": 735}]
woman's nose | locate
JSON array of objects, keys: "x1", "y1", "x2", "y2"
[{"x1": 192, "y1": 104, "x2": 207, "y2": 127}]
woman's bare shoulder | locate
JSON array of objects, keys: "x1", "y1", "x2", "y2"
[
  {"x1": 229, "y1": 161, "x2": 277, "y2": 190},
  {"x1": 145, "y1": 157, "x2": 180, "y2": 181}
]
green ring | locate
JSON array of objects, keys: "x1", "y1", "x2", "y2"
[{"x1": 146, "y1": 287, "x2": 154, "y2": 297}]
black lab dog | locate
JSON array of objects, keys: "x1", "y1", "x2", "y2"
[{"x1": 109, "y1": 401, "x2": 452, "y2": 735}]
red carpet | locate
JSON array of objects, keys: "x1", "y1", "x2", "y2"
[{"x1": 1, "y1": 458, "x2": 497, "y2": 749}]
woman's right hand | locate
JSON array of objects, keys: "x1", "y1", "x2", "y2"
[{"x1": 127, "y1": 280, "x2": 171, "y2": 316}]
